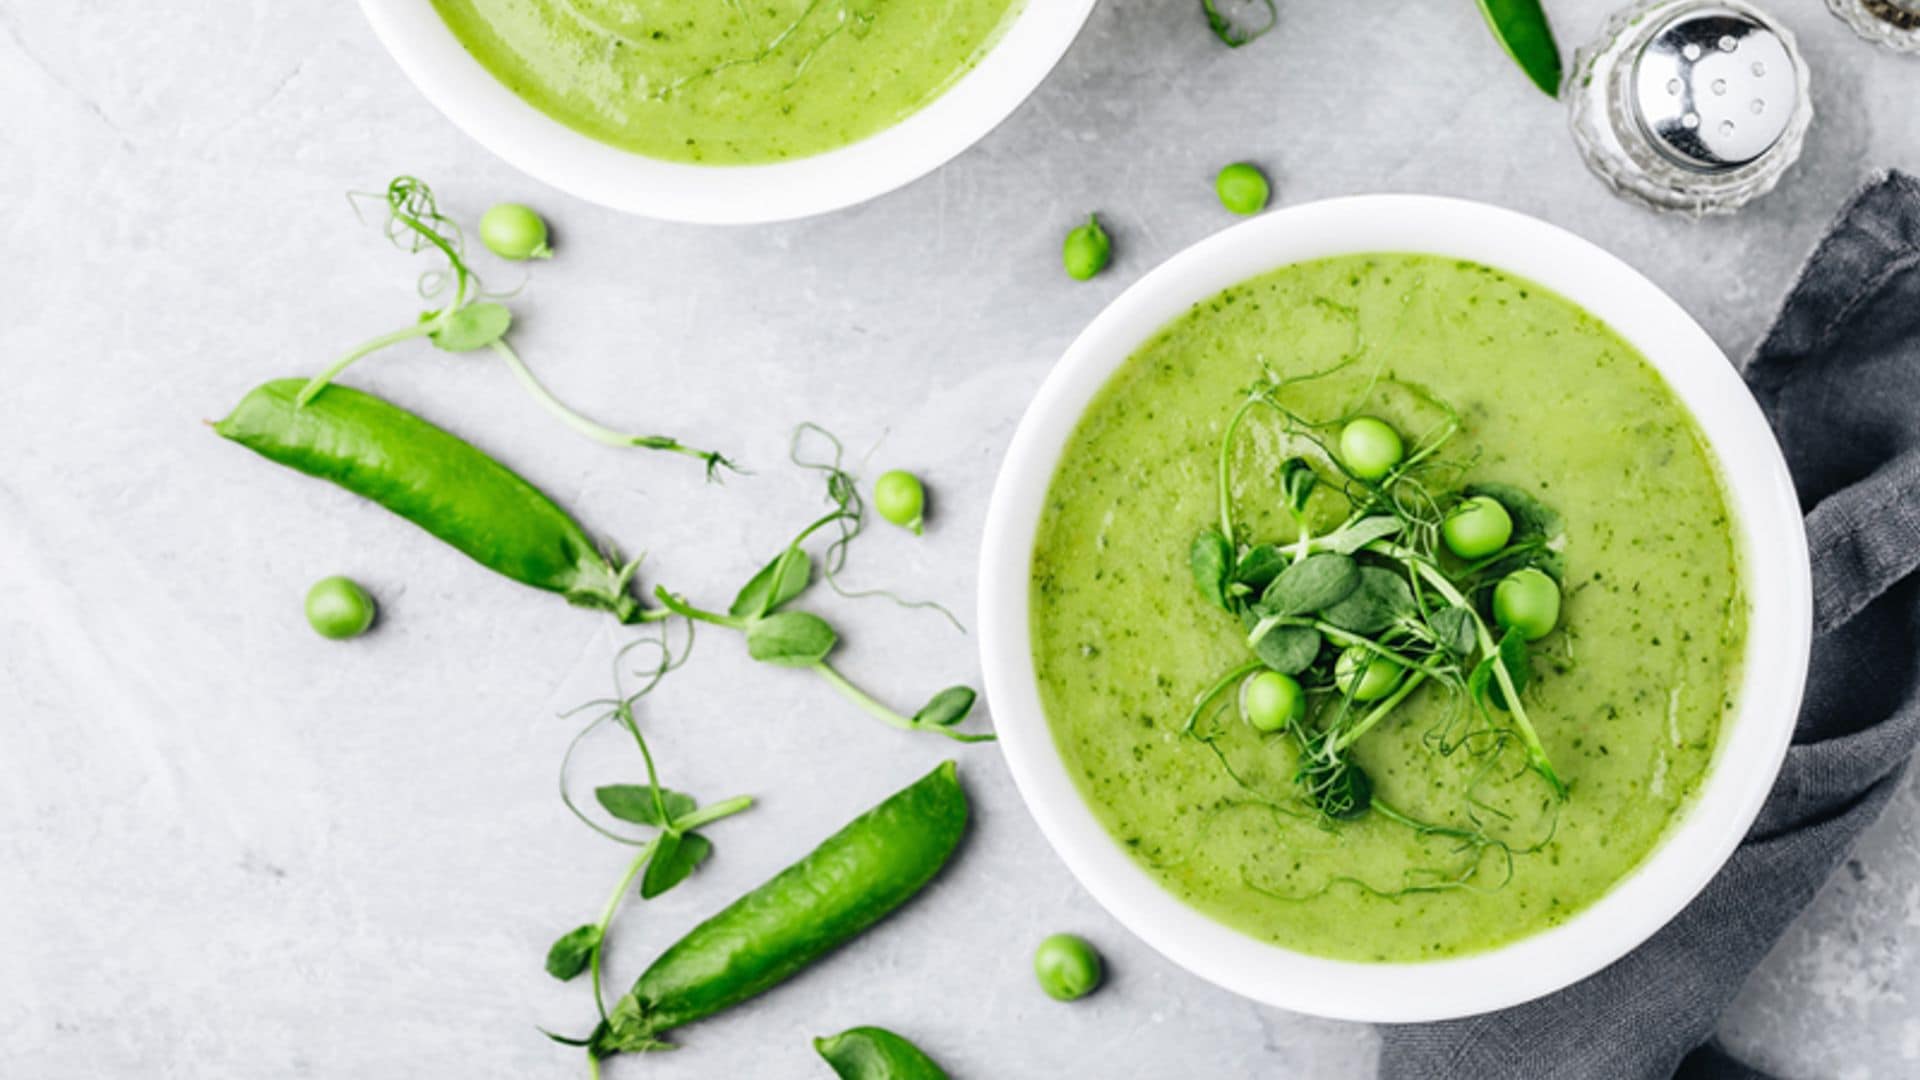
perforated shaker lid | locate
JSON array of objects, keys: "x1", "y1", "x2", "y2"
[{"x1": 1630, "y1": 7, "x2": 1800, "y2": 171}]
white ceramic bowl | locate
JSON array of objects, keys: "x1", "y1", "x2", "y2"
[
  {"x1": 360, "y1": 0, "x2": 1096, "y2": 224},
  {"x1": 978, "y1": 195, "x2": 1812, "y2": 1023}
]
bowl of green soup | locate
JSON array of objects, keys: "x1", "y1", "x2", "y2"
[
  {"x1": 361, "y1": 0, "x2": 1094, "y2": 223},
  {"x1": 978, "y1": 195, "x2": 1811, "y2": 1021}
]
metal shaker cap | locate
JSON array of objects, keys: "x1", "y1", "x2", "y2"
[
  {"x1": 1631, "y1": 8, "x2": 1799, "y2": 171},
  {"x1": 1567, "y1": 0, "x2": 1813, "y2": 215}
]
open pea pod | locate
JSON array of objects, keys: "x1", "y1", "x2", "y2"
[
  {"x1": 1475, "y1": 0, "x2": 1563, "y2": 98},
  {"x1": 815, "y1": 1026, "x2": 951, "y2": 1080}
]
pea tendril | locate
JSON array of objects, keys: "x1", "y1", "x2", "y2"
[{"x1": 293, "y1": 176, "x2": 737, "y2": 479}]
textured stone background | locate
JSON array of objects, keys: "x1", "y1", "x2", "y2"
[{"x1": 2, "y1": 2, "x2": 1917, "y2": 1077}]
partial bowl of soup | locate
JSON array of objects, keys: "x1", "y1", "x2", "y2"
[
  {"x1": 977, "y1": 195, "x2": 1811, "y2": 1022},
  {"x1": 361, "y1": 0, "x2": 1095, "y2": 223}
]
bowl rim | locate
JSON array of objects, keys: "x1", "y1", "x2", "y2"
[
  {"x1": 358, "y1": 0, "x2": 1097, "y2": 224},
  {"x1": 976, "y1": 194, "x2": 1812, "y2": 1023}
]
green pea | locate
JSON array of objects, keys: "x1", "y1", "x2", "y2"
[
  {"x1": 1033, "y1": 933, "x2": 1103, "y2": 1001},
  {"x1": 1494, "y1": 568, "x2": 1561, "y2": 641},
  {"x1": 1442, "y1": 495, "x2": 1514, "y2": 559},
  {"x1": 1215, "y1": 162, "x2": 1270, "y2": 215},
  {"x1": 1335, "y1": 646, "x2": 1402, "y2": 702},
  {"x1": 1062, "y1": 214, "x2": 1111, "y2": 281},
  {"x1": 1339, "y1": 417, "x2": 1404, "y2": 481},
  {"x1": 305, "y1": 575, "x2": 376, "y2": 640},
  {"x1": 1240, "y1": 670, "x2": 1304, "y2": 733},
  {"x1": 478, "y1": 202, "x2": 551, "y2": 261},
  {"x1": 873, "y1": 470, "x2": 926, "y2": 536}
]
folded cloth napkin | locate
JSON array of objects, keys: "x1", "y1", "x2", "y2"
[{"x1": 1378, "y1": 170, "x2": 1920, "y2": 1080}]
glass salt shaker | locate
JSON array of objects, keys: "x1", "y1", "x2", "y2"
[
  {"x1": 1826, "y1": 0, "x2": 1920, "y2": 52},
  {"x1": 1567, "y1": 1, "x2": 1813, "y2": 215}
]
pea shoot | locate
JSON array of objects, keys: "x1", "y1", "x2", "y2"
[
  {"x1": 1215, "y1": 162, "x2": 1271, "y2": 215},
  {"x1": 479, "y1": 202, "x2": 552, "y2": 260},
  {"x1": 305, "y1": 575, "x2": 375, "y2": 639},
  {"x1": 546, "y1": 639, "x2": 754, "y2": 1026},
  {"x1": 652, "y1": 426, "x2": 990, "y2": 744},
  {"x1": 292, "y1": 177, "x2": 735, "y2": 478},
  {"x1": 874, "y1": 469, "x2": 927, "y2": 535},
  {"x1": 1063, "y1": 214, "x2": 1111, "y2": 281},
  {"x1": 1181, "y1": 365, "x2": 1574, "y2": 899},
  {"x1": 1033, "y1": 934, "x2": 1103, "y2": 1001}
]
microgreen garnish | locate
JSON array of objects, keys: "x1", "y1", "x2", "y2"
[
  {"x1": 292, "y1": 177, "x2": 737, "y2": 479},
  {"x1": 549, "y1": 637, "x2": 754, "y2": 1027},
  {"x1": 1201, "y1": 0, "x2": 1278, "y2": 48},
  {"x1": 1180, "y1": 364, "x2": 1569, "y2": 897},
  {"x1": 652, "y1": 425, "x2": 991, "y2": 744}
]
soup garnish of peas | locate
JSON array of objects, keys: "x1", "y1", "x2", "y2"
[
  {"x1": 431, "y1": 0, "x2": 1025, "y2": 165},
  {"x1": 1030, "y1": 254, "x2": 1746, "y2": 962}
]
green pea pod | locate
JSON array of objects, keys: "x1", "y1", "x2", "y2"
[
  {"x1": 593, "y1": 761, "x2": 968, "y2": 1057},
  {"x1": 815, "y1": 1026, "x2": 951, "y2": 1080},
  {"x1": 1475, "y1": 0, "x2": 1562, "y2": 98},
  {"x1": 215, "y1": 379, "x2": 639, "y2": 621}
]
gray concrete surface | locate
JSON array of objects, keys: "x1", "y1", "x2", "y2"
[{"x1": 2, "y1": 2, "x2": 1917, "y2": 1077}]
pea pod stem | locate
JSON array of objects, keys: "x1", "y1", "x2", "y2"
[
  {"x1": 591, "y1": 836, "x2": 661, "y2": 1023},
  {"x1": 489, "y1": 340, "x2": 737, "y2": 480},
  {"x1": 295, "y1": 322, "x2": 436, "y2": 406},
  {"x1": 811, "y1": 662, "x2": 996, "y2": 744},
  {"x1": 1330, "y1": 671, "x2": 1428, "y2": 754}
]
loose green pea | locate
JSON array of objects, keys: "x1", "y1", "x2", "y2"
[
  {"x1": 1215, "y1": 162, "x2": 1270, "y2": 215},
  {"x1": 1034, "y1": 933, "x2": 1103, "y2": 1001},
  {"x1": 305, "y1": 575, "x2": 376, "y2": 640},
  {"x1": 873, "y1": 470, "x2": 926, "y2": 536},
  {"x1": 1062, "y1": 214, "x2": 1111, "y2": 281},
  {"x1": 478, "y1": 202, "x2": 551, "y2": 261},
  {"x1": 1240, "y1": 670, "x2": 1305, "y2": 733},
  {"x1": 1494, "y1": 568, "x2": 1561, "y2": 641},
  {"x1": 1335, "y1": 646, "x2": 1402, "y2": 702},
  {"x1": 1339, "y1": 417, "x2": 1404, "y2": 481},
  {"x1": 1442, "y1": 496, "x2": 1514, "y2": 560}
]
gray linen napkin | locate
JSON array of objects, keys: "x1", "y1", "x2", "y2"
[{"x1": 1378, "y1": 170, "x2": 1920, "y2": 1080}]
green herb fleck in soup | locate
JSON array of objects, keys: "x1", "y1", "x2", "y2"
[
  {"x1": 1030, "y1": 254, "x2": 1746, "y2": 962},
  {"x1": 431, "y1": 0, "x2": 1025, "y2": 165}
]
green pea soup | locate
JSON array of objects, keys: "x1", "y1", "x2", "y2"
[
  {"x1": 432, "y1": 0, "x2": 1025, "y2": 165},
  {"x1": 1029, "y1": 253, "x2": 1747, "y2": 962}
]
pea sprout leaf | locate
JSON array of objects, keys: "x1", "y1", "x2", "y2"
[
  {"x1": 745, "y1": 611, "x2": 839, "y2": 667},
  {"x1": 1260, "y1": 553, "x2": 1359, "y2": 616},
  {"x1": 1201, "y1": 0, "x2": 1278, "y2": 48},
  {"x1": 1190, "y1": 531, "x2": 1234, "y2": 611},
  {"x1": 913, "y1": 686, "x2": 976, "y2": 727},
  {"x1": 640, "y1": 831, "x2": 711, "y2": 899},
  {"x1": 1429, "y1": 606, "x2": 1479, "y2": 657},
  {"x1": 596, "y1": 784, "x2": 698, "y2": 827},
  {"x1": 1280, "y1": 457, "x2": 1318, "y2": 518},
  {"x1": 1253, "y1": 624, "x2": 1322, "y2": 674},
  {"x1": 429, "y1": 301, "x2": 512, "y2": 352},
  {"x1": 1320, "y1": 566, "x2": 1415, "y2": 634},
  {"x1": 1232, "y1": 544, "x2": 1287, "y2": 590},
  {"x1": 544, "y1": 923, "x2": 603, "y2": 981},
  {"x1": 1469, "y1": 626, "x2": 1533, "y2": 711},
  {"x1": 730, "y1": 547, "x2": 813, "y2": 618}
]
